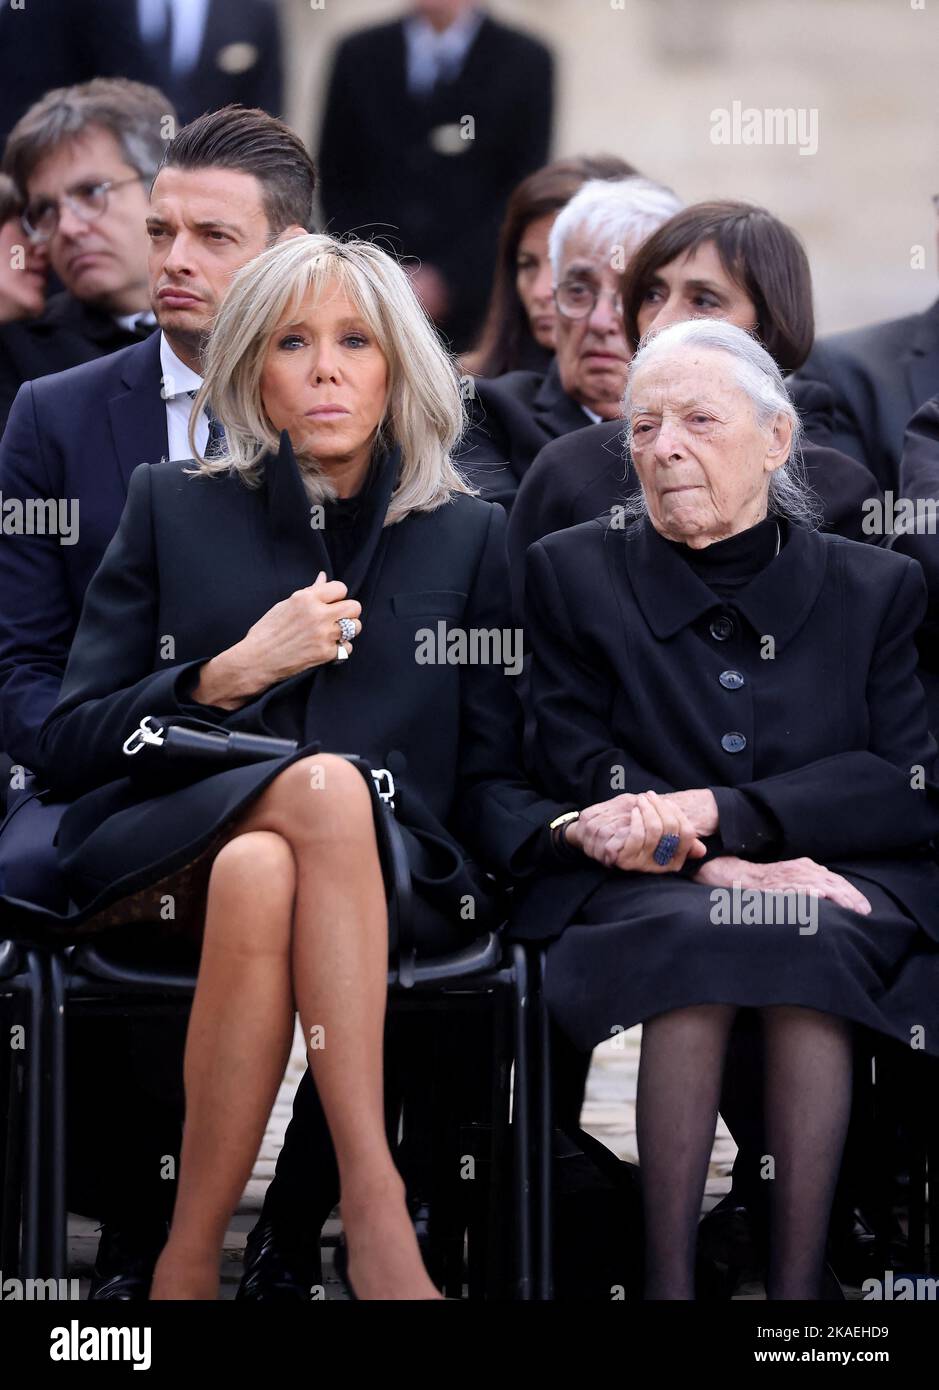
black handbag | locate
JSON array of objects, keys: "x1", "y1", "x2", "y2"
[{"x1": 121, "y1": 715, "x2": 397, "y2": 807}]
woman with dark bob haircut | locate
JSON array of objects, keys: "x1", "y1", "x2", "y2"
[
  {"x1": 622, "y1": 200, "x2": 815, "y2": 373},
  {"x1": 463, "y1": 153, "x2": 636, "y2": 379}
]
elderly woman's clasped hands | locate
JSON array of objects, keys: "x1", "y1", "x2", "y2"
[
  {"x1": 565, "y1": 789, "x2": 710, "y2": 872},
  {"x1": 567, "y1": 786, "x2": 873, "y2": 913}
]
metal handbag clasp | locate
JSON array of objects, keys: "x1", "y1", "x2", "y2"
[
  {"x1": 122, "y1": 715, "x2": 166, "y2": 756},
  {"x1": 370, "y1": 767, "x2": 396, "y2": 809}
]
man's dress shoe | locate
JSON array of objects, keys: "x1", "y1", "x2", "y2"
[
  {"x1": 236, "y1": 1219, "x2": 323, "y2": 1301},
  {"x1": 87, "y1": 1222, "x2": 168, "y2": 1301}
]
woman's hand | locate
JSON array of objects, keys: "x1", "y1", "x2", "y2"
[
  {"x1": 566, "y1": 790, "x2": 707, "y2": 874},
  {"x1": 693, "y1": 855, "x2": 872, "y2": 915},
  {"x1": 191, "y1": 572, "x2": 362, "y2": 710},
  {"x1": 660, "y1": 788, "x2": 719, "y2": 837}
]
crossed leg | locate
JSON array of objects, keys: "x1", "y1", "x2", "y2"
[{"x1": 149, "y1": 753, "x2": 440, "y2": 1300}]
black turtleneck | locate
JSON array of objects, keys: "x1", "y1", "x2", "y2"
[{"x1": 667, "y1": 514, "x2": 783, "y2": 599}]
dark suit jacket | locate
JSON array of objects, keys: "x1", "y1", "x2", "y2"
[
  {"x1": 0, "y1": 291, "x2": 154, "y2": 434},
  {"x1": 0, "y1": 333, "x2": 167, "y2": 772},
  {"x1": 318, "y1": 14, "x2": 552, "y2": 350},
  {"x1": 511, "y1": 515, "x2": 939, "y2": 940},
  {"x1": 122, "y1": 0, "x2": 283, "y2": 124},
  {"x1": 506, "y1": 419, "x2": 884, "y2": 618},
  {"x1": 35, "y1": 444, "x2": 562, "y2": 920},
  {"x1": 456, "y1": 360, "x2": 592, "y2": 511},
  {"x1": 890, "y1": 393, "x2": 939, "y2": 727},
  {"x1": 0, "y1": 0, "x2": 153, "y2": 147},
  {"x1": 792, "y1": 298, "x2": 939, "y2": 490}
]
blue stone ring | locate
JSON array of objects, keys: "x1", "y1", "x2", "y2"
[{"x1": 653, "y1": 833, "x2": 680, "y2": 866}]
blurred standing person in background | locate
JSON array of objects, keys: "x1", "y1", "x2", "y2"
[
  {"x1": 0, "y1": 0, "x2": 153, "y2": 149},
  {"x1": 462, "y1": 153, "x2": 637, "y2": 379},
  {"x1": 318, "y1": 0, "x2": 553, "y2": 352},
  {"x1": 126, "y1": 0, "x2": 284, "y2": 126}
]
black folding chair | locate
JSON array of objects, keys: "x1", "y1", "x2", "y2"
[{"x1": 0, "y1": 936, "x2": 46, "y2": 1279}]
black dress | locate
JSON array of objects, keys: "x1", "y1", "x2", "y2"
[
  {"x1": 31, "y1": 438, "x2": 563, "y2": 947},
  {"x1": 514, "y1": 513, "x2": 939, "y2": 1057}
]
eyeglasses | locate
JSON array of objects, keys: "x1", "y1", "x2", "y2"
[
  {"x1": 22, "y1": 175, "x2": 144, "y2": 241},
  {"x1": 554, "y1": 278, "x2": 624, "y2": 321}
]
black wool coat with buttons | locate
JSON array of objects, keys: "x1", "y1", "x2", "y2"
[
  {"x1": 33, "y1": 439, "x2": 563, "y2": 940},
  {"x1": 509, "y1": 513, "x2": 939, "y2": 945}
]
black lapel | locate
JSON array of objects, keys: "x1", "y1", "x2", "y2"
[
  {"x1": 534, "y1": 361, "x2": 596, "y2": 439},
  {"x1": 617, "y1": 516, "x2": 828, "y2": 652},
  {"x1": 106, "y1": 334, "x2": 169, "y2": 489}
]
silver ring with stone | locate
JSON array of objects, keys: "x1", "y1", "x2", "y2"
[{"x1": 338, "y1": 617, "x2": 356, "y2": 643}]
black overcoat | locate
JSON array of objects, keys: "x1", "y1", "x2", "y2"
[
  {"x1": 510, "y1": 513, "x2": 939, "y2": 1052},
  {"x1": 35, "y1": 440, "x2": 562, "y2": 935}
]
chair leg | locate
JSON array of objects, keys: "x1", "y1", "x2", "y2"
[
  {"x1": 1, "y1": 987, "x2": 25, "y2": 1276},
  {"x1": 20, "y1": 949, "x2": 44, "y2": 1280},
  {"x1": 510, "y1": 943, "x2": 532, "y2": 1299},
  {"x1": 532, "y1": 946, "x2": 554, "y2": 1301},
  {"x1": 47, "y1": 951, "x2": 67, "y2": 1280}
]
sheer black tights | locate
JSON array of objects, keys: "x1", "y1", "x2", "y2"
[{"x1": 636, "y1": 1004, "x2": 852, "y2": 1299}]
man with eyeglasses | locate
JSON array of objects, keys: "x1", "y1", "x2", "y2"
[
  {"x1": 456, "y1": 176, "x2": 683, "y2": 513},
  {"x1": 0, "y1": 78, "x2": 169, "y2": 432},
  {"x1": 792, "y1": 192, "x2": 939, "y2": 492}
]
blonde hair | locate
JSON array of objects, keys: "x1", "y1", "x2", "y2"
[{"x1": 189, "y1": 233, "x2": 473, "y2": 522}]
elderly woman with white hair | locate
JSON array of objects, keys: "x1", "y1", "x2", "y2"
[
  {"x1": 514, "y1": 318, "x2": 939, "y2": 1299},
  {"x1": 34, "y1": 232, "x2": 571, "y2": 1300},
  {"x1": 456, "y1": 174, "x2": 683, "y2": 511}
]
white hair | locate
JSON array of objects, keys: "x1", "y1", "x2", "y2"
[
  {"x1": 548, "y1": 175, "x2": 684, "y2": 281},
  {"x1": 621, "y1": 318, "x2": 821, "y2": 527}
]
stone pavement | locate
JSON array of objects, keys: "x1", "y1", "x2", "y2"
[{"x1": 68, "y1": 1022, "x2": 746, "y2": 1300}]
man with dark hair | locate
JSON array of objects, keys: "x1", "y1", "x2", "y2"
[
  {"x1": 0, "y1": 78, "x2": 175, "y2": 430},
  {"x1": 0, "y1": 103, "x2": 314, "y2": 1301}
]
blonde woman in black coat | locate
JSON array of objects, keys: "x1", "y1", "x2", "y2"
[{"x1": 36, "y1": 234, "x2": 568, "y2": 1300}]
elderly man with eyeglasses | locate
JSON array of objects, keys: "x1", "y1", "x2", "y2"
[
  {"x1": 455, "y1": 175, "x2": 683, "y2": 513},
  {"x1": 0, "y1": 77, "x2": 171, "y2": 431}
]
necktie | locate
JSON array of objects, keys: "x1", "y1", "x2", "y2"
[{"x1": 187, "y1": 390, "x2": 227, "y2": 459}]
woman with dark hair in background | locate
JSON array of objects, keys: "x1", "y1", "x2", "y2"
[
  {"x1": 508, "y1": 201, "x2": 882, "y2": 609},
  {"x1": 0, "y1": 173, "x2": 48, "y2": 323},
  {"x1": 462, "y1": 154, "x2": 636, "y2": 379}
]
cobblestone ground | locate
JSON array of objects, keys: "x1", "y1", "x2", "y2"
[{"x1": 68, "y1": 1022, "x2": 747, "y2": 1299}]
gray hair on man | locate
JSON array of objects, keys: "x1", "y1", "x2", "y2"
[
  {"x1": 622, "y1": 317, "x2": 821, "y2": 527},
  {"x1": 3, "y1": 78, "x2": 175, "y2": 191},
  {"x1": 548, "y1": 175, "x2": 684, "y2": 281}
]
